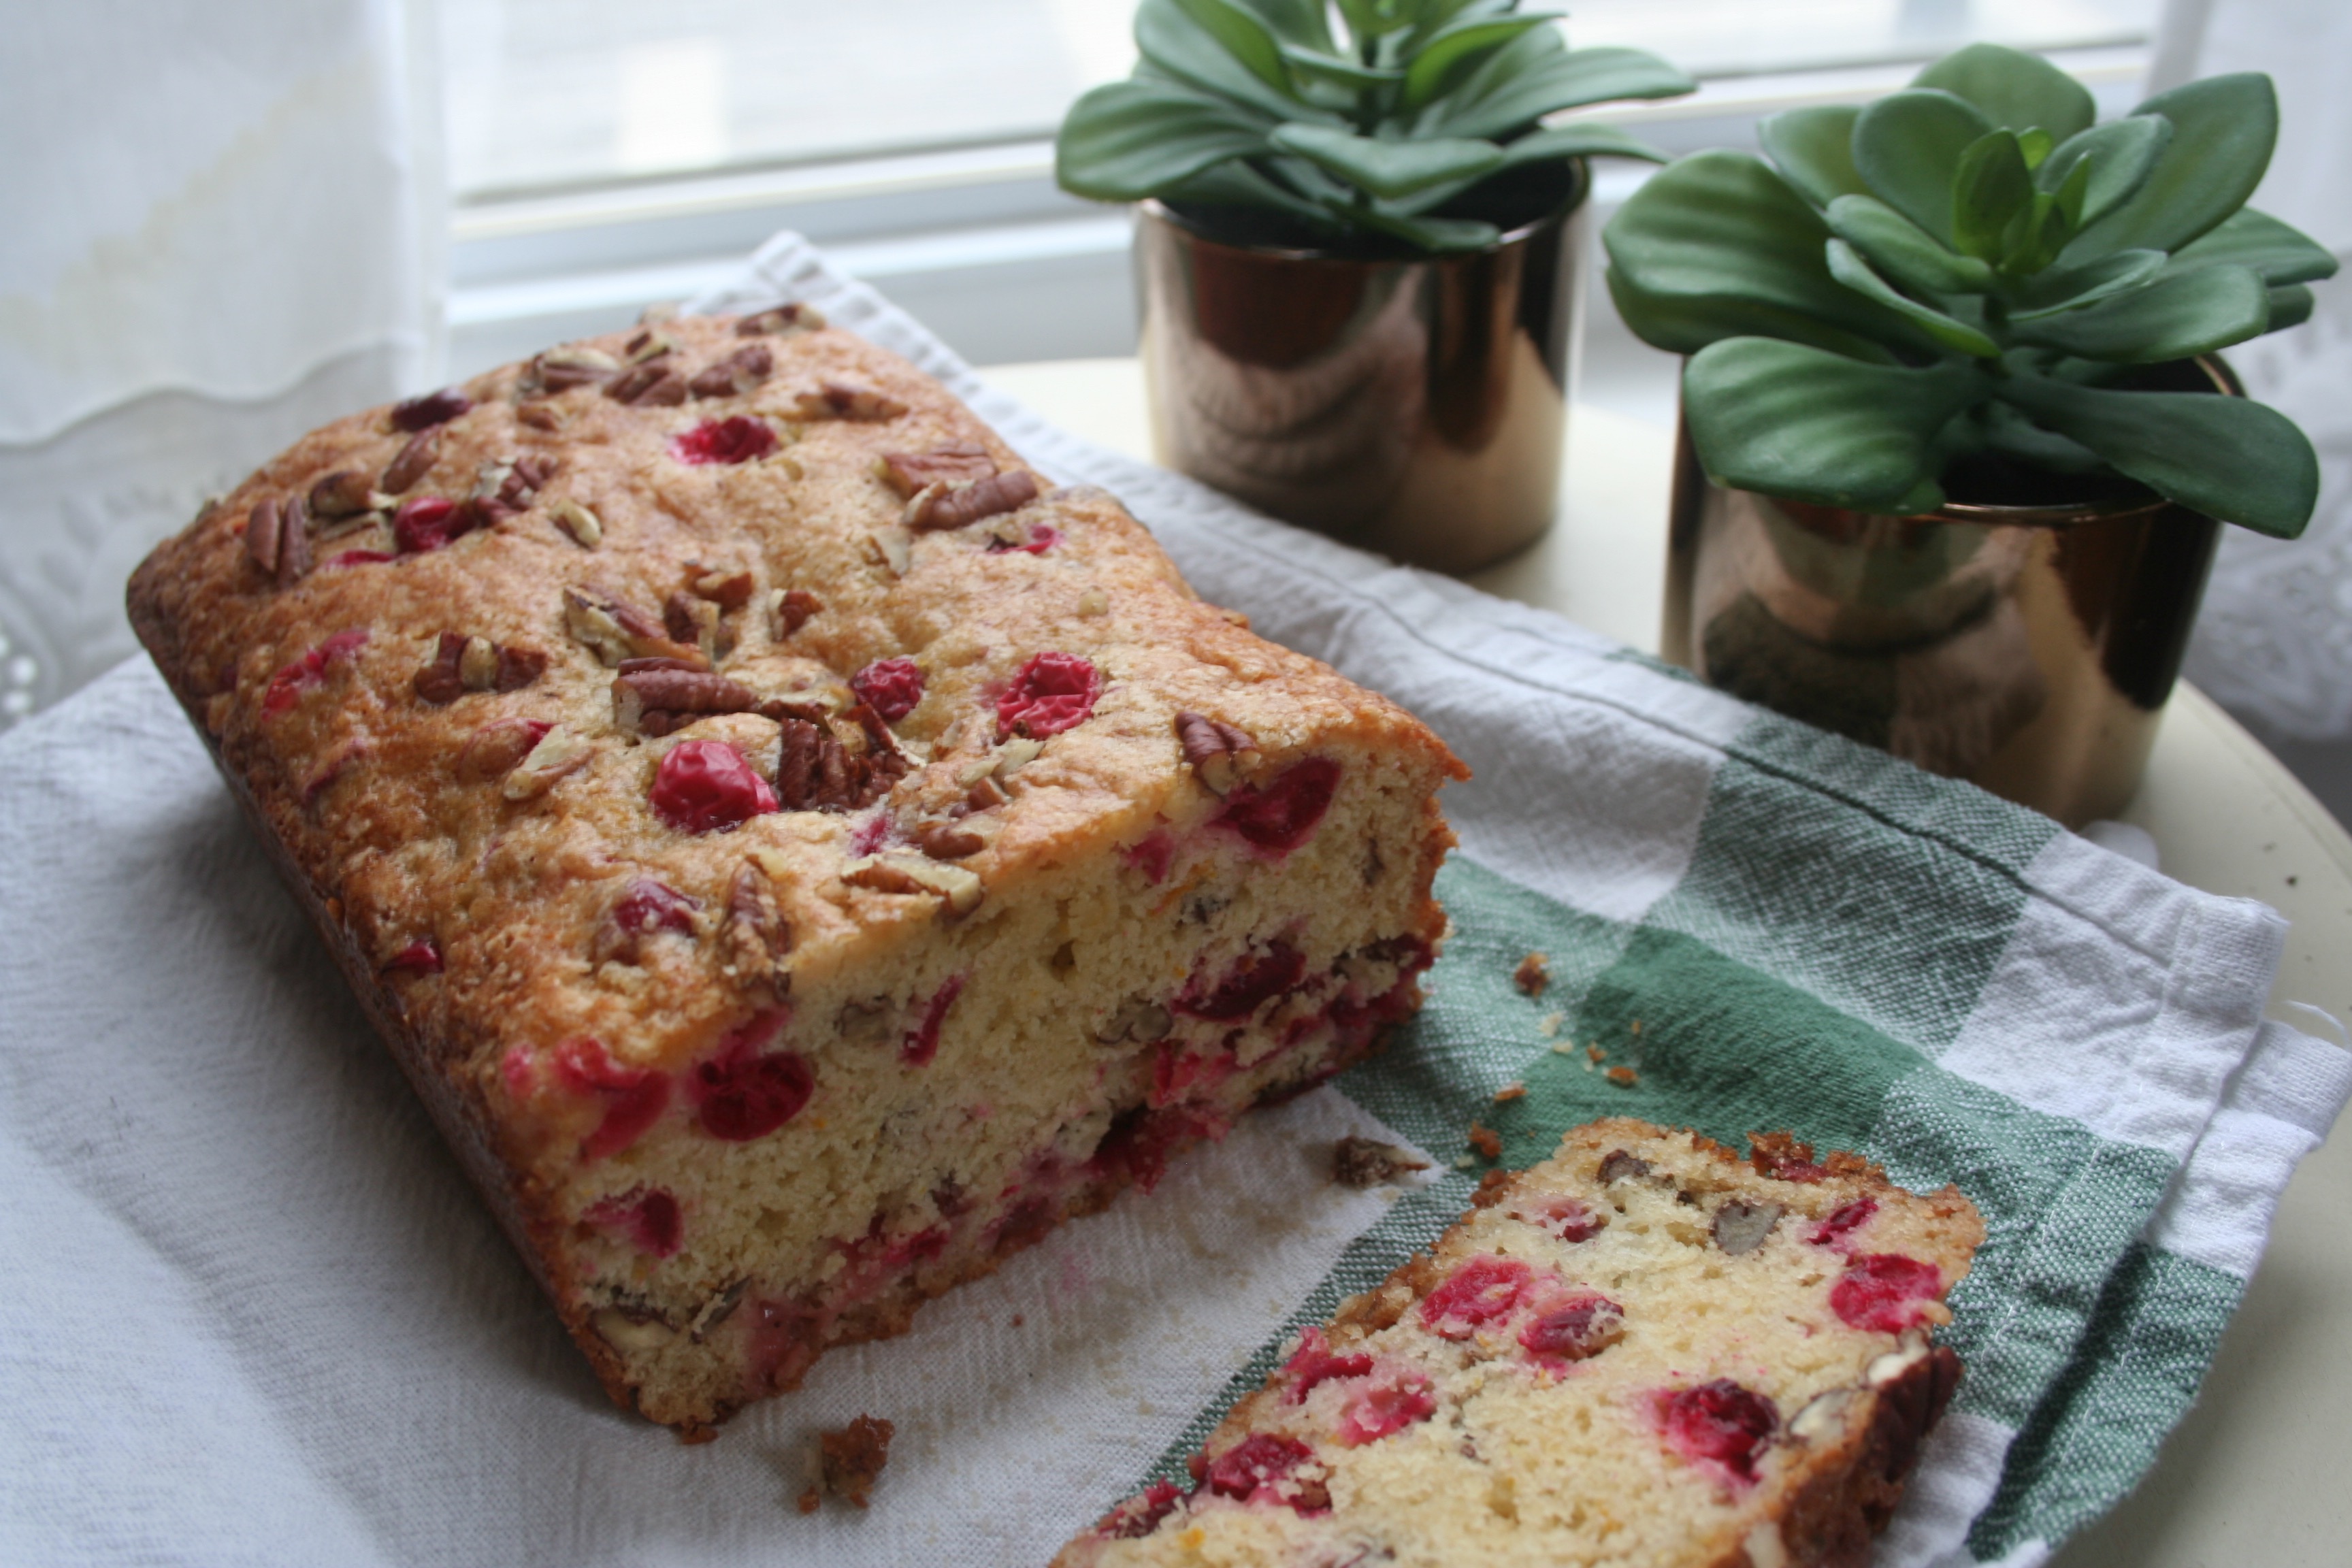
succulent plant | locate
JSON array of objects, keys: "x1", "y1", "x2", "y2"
[
  {"x1": 1605, "y1": 44, "x2": 2338, "y2": 536},
  {"x1": 1056, "y1": 0, "x2": 1693, "y2": 254}
]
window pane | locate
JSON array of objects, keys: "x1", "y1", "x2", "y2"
[
  {"x1": 440, "y1": 0, "x2": 2159, "y2": 202},
  {"x1": 1565, "y1": 0, "x2": 2158, "y2": 80}
]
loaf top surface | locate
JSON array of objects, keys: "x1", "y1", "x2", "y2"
[{"x1": 127, "y1": 312, "x2": 1465, "y2": 1143}]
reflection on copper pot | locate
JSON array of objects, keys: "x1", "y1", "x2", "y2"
[
  {"x1": 1136, "y1": 185, "x2": 1581, "y2": 574},
  {"x1": 1661, "y1": 361, "x2": 2235, "y2": 826}
]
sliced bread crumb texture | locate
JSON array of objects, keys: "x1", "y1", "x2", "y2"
[{"x1": 1059, "y1": 1119, "x2": 1984, "y2": 1568}]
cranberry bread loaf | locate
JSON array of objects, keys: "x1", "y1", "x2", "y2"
[
  {"x1": 1058, "y1": 1120, "x2": 1984, "y2": 1568},
  {"x1": 127, "y1": 309, "x2": 1467, "y2": 1438}
]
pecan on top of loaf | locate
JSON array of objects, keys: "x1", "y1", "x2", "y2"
[{"x1": 127, "y1": 312, "x2": 1463, "y2": 1172}]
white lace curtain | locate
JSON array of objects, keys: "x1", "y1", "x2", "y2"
[{"x1": 0, "y1": 0, "x2": 443, "y2": 727}]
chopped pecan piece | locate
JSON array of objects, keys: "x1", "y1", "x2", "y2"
[
  {"x1": 862, "y1": 528, "x2": 911, "y2": 578},
  {"x1": 604, "y1": 363, "x2": 688, "y2": 406},
  {"x1": 688, "y1": 344, "x2": 774, "y2": 399},
  {"x1": 275, "y1": 498, "x2": 312, "y2": 585},
  {"x1": 687, "y1": 564, "x2": 757, "y2": 608},
  {"x1": 612, "y1": 667, "x2": 760, "y2": 735},
  {"x1": 623, "y1": 329, "x2": 676, "y2": 364},
  {"x1": 793, "y1": 382, "x2": 907, "y2": 422},
  {"x1": 770, "y1": 587, "x2": 820, "y2": 638},
  {"x1": 904, "y1": 469, "x2": 1039, "y2": 532},
  {"x1": 503, "y1": 724, "x2": 594, "y2": 800},
  {"x1": 1174, "y1": 712, "x2": 1262, "y2": 795},
  {"x1": 909, "y1": 819, "x2": 987, "y2": 860},
  {"x1": 564, "y1": 586, "x2": 702, "y2": 668},
  {"x1": 536, "y1": 344, "x2": 621, "y2": 393},
  {"x1": 549, "y1": 497, "x2": 602, "y2": 548},
  {"x1": 416, "y1": 632, "x2": 547, "y2": 704},
  {"x1": 663, "y1": 591, "x2": 732, "y2": 664},
  {"x1": 877, "y1": 442, "x2": 996, "y2": 499},
  {"x1": 771, "y1": 708, "x2": 904, "y2": 813},
  {"x1": 380, "y1": 427, "x2": 440, "y2": 494},
  {"x1": 722, "y1": 862, "x2": 793, "y2": 984},
  {"x1": 737, "y1": 303, "x2": 824, "y2": 336},
  {"x1": 245, "y1": 498, "x2": 284, "y2": 576},
  {"x1": 309, "y1": 470, "x2": 388, "y2": 519},
  {"x1": 843, "y1": 853, "x2": 983, "y2": 917},
  {"x1": 391, "y1": 388, "x2": 471, "y2": 432},
  {"x1": 456, "y1": 717, "x2": 551, "y2": 781},
  {"x1": 774, "y1": 716, "x2": 855, "y2": 811}
]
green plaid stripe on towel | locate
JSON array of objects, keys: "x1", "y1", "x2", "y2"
[
  {"x1": 3, "y1": 235, "x2": 2344, "y2": 1568},
  {"x1": 702, "y1": 238, "x2": 2352, "y2": 1567}
]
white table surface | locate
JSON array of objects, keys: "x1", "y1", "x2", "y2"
[{"x1": 981, "y1": 357, "x2": 2352, "y2": 1568}]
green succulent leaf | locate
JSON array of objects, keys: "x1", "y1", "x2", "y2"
[
  {"x1": 2006, "y1": 248, "x2": 2166, "y2": 318},
  {"x1": 1759, "y1": 106, "x2": 1868, "y2": 209},
  {"x1": 1825, "y1": 240, "x2": 2001, "y2": 356},
  {"x1": 1235, "y1": 0, "x2": 1335, "y2": 48},
  {"x1": 1825, "y1": 195, "x2": 1994, "y2": 294},
  {"x1": 1335, "y1": 0, "x2": 1414, "y2": 37},
  {"x1": 1684, "y1": 339, "x2": 1984, "y2": 513},
  {"x1": 1912, "y1": 43, "x2": 2096, "y2": 142},
  {"x1": 1494, "y1": 121, "x2": 1671, "y2": 167},
  {"x1": 1269, "y1": 123, "x2": 1505, "y2": 197},
  {"x1": 1166, "y1": 0, "x2": 1294, "y2": 95},
  {"x1": 1995, "y1": 372, "x2": 2319, "y2": 536},
  {"x1": 1161, "y1": 158, "x2": 1346, "y2": 232},
  {"x1": 2067, "y1": 73, "x2": 2278, "y2": 261},
  {"x1": 1402, "y1": 13, "x2": 1562, "y2": 111},
  {"x1": 1279, "y1": 44, "x2": 1403, "y2": 89},
  {"x1": 1976, "y1": 400, "x2": 2108, "y2": 472},
  {"x1": 2168, "y1": 208, "x2": 2340, "y2": 287},
  {"x1": 2036, "y1": 115, "x2": 2172, "y2": 231},
  {"x1": 1137, "y1": 0, "x2": 1316, "y2": 119},
  {"x1": 1337, "y1": 202, "x2": 1502, "y2": 252},
  {"x1": 1852, "y1": 90, "x2": 1996, "y2": 246},
  {"x1": 2268, "y1": 284, "x2": 2316, "y2": 331},
  {"x1": 2011, "y1": 261, "x2": 2271, "y2": 362},
  {"x1": 1951, "y1": 131, "x2": 2035, "y2": 263},
  {"x1": 1437, "y1": 42, "x2": 1694, "y2": 139},
  {"x1": 2002, "y1": 190, "x2": 2073, "y2": 276},
  {"x1": 1605, "y1": 151, "x2": 1933, "y2": 364},
  {"x1": 2016, "y1": 127, "x2": 2053, "y2": 169},
  {"x1": 1055, "y1": 80, "x2": 1274, "y2": 201}
]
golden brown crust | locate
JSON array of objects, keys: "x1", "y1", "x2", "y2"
[{"x1": 127, "y1": 312, "x2": 1467, "y2": 1431}]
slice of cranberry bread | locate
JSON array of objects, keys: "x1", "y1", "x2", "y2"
[
  {"x1": 1058, "y1": 1120, "x2": 1984, "y2": 1568},
  {"x1": 126, "y1": 309, "x2": 1467, "y2": 1438}
]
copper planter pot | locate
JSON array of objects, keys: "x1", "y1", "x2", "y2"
[
  {"x1": 1136, "y1": 179, "x2": 1583, "y2": 574},
  {"x1": 1661, "y1": 361, "x2": 2235, "y2": 827}
]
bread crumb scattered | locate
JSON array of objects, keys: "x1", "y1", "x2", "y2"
[
  {"x1": 1012, "y1": 1313, "x2": 1025, "y2": 1328},
  {"x1": 1492, "y1": 1081, "x2": 1526, "y2": 1103},
  {"x1": 1587, "y1": 1045, "x2": 1605, "y2": 1064},
  {"x1": 1629, "y1": 1019, "x2": 1644, "y2": 1036},
  {"x1": 1454, "y1": 1154, "x2": 1479, "y2": 1170},
  {"x1": 810, "y1": 1414, "x2": 895, "y2": 1510},
  {"x1": 1539, "y1": 1010, "x2": 1564, "y2": 1038},
  {"x1": 1513, "y1": 952, "x2": 1550, "y2": 996},
  {"x1": 1550, "y1": 1040, "x2": 1579, "y2": 1056},
  {"x1": 1469, "y1": 1122, "x2": 1503, "y2": 1160},
  {"x1": 1333, "y1": 1135, "x2": 1431, "y2": 1188},
  {"x1": 1606, "y1": 1066, "x2": 1639, "y2": 1088}
]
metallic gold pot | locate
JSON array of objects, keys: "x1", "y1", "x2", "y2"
[
  {"x1": 1661, "y1": 360, "x2": 2235, "y2": 827},
  {"x1": 1135, "y1": 176, "x2": 1584, "y2": 574}
]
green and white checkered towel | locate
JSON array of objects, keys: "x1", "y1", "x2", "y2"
[{"x1": 1, "y1": 235, "x2": 2342, "y2": 1568}]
